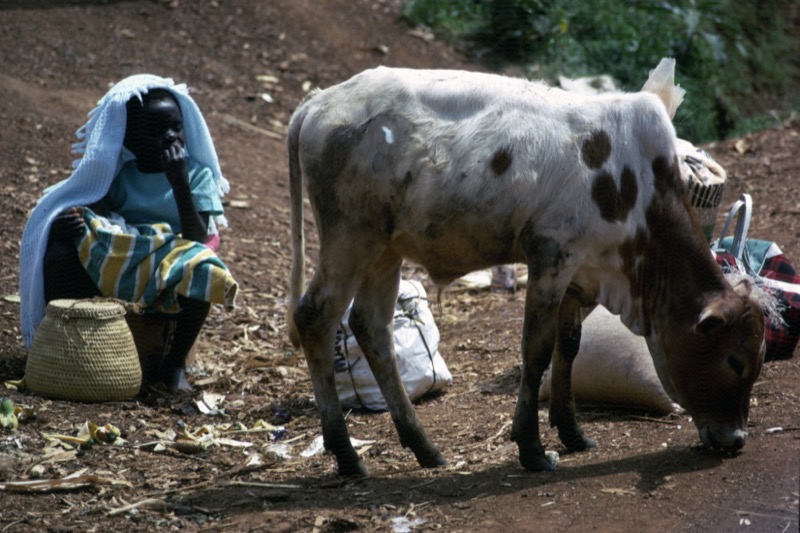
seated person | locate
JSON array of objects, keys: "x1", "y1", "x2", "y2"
[{"x1": 19, "y1": 74, "x2": 238, "y2": 392}]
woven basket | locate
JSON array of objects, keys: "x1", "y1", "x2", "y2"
[
  {"x1": 677, "y1": 138, "x2": 727, "y2": 242},
  {"x1": 26, "y1": 299, "x2": 142, "y2": 402},
  {"x1": 689, "y1": 180, "x2": 726, "y2": 242}
]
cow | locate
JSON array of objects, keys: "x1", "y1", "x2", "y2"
[{"x1": 286, "y1": 63, "x2": 766, "y2": 477}]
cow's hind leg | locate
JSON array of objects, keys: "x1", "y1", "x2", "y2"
[
  {"x1": 294, "y1": 268, "x2": 366, "y2": 477},
  {"x1": 348, "y1": 250, "x2": 446, "y2": 468},
  {"x1": 548, "y1": 292, "x2": 597, "y2": 452}
]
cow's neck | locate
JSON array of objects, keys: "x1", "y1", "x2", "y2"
[{"x1": 638, "y1": 195, "x2": 729, "y2": 336}]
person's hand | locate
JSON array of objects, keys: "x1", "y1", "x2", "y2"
[
  {"x1": 162, "y1": 139, "x2": 189, "y2": 189},
  {"x1": 49, "y1": 207, "x2": 86, "y2": 242}
]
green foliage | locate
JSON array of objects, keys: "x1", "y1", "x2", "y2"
[
  {"x1": 403, "y1": 0, "x2": 797, "y2": 142},
  {"x1": 403, "y1": 0, "x2": 486, "y2": 38}
]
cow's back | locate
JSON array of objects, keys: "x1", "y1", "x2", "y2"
[{"x1": 292, "y1": 67, "x2": 680, "y2": 286}]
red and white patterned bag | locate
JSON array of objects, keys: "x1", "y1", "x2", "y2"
[{"x1": 712, "y1": 194, "x2": 800, "y2": 361}]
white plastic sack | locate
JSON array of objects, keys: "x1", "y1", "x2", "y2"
[
  {"x1": 334, "y1": 280, "x2": 452, "y2": 411},
  {"x1": 538, "y1": 306, "x2": 681, "y2": 414}
]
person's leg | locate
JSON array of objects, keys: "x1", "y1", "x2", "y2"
[
  {"x1": 157, "y1": 296, "x2": 209, "y2": 391},
  {"x1": 43, "y1": 238, "x2": 101, "y2": 301}
]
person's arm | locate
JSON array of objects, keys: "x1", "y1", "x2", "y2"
[{"x1": 162, "y1": 141, "x2": 209, "y2": 243}]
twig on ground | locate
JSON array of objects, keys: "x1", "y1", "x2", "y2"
[
  {"x1": 107, "y1": 498, "x2": 168, "y2": 516},
  {"x1": 463, "y1": 421, "x2": 512, "y2": 450}
]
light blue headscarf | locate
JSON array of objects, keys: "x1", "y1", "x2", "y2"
[{"x1": 19, "y1": 74, "x2": 229, "y2": 348}]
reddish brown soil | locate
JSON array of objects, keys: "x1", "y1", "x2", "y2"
[{"x1": 0, "y1": 2, "x2": 797, "y2": 532}]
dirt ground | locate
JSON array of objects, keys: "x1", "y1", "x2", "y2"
[{"x1": 0, "y1": 1, "x2": 798, "y2": 532}]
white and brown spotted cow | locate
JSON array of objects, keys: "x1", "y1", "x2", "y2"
[{"x1": 287, "y1": 65, "x2": 765, "y2": 476}]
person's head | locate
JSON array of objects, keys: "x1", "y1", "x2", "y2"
[{"x1": 123, "y1": 89, "x2": 184, "y2": 173}]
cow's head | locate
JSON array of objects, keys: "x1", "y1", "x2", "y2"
[{"x1": 660, "y1": 279, "x2": 765, "y2": 451}]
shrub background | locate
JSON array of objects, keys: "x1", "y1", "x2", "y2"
[{"x1": 403, "y1": 0, "x2": 799, "y2": 142}]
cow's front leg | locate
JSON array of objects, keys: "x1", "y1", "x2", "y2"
[
  {"x1": 294, "y1": 279, "x2": 367, "y2": 477},
  {"x1": 349, "y1": 254, "x2": 446, "y2": 468},
  {"x1": 511, "y1": 285, "x2": 562, "y2": 472},
  {"x1": 548, "y1": 292, "x2": 597, "y2": 452}
]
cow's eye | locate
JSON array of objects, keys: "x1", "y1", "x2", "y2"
[{"x1": 728, "y1": 356, "x2": 744, "y2": 377}]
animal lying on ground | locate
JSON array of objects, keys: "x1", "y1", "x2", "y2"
[{"x1": 286, "y1": 59, "x2": 766, "y2": 476}]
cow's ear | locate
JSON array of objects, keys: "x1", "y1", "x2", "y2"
[
  {"x1": 732, "y1": 278, "x2": 752, "y2": 298},
  {"x1": 694, "y1": 303, "x2": 728, "y2": 335}
]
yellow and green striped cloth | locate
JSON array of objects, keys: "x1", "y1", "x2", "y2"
[{"x1": 77, "y1": 207, "x2": 237, "y2": 313}]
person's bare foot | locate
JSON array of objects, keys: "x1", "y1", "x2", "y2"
[{"x1": 159, "y1": 365, "x2": 193, "y2": 392}]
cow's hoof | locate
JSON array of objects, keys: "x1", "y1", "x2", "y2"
[
  {"x1": 519, "y1": 450, "x2": 558, "y2": 472},
  {"x1": 567, "y1": 436, "x2": 597, "y2": 452},
  {"x1": 417, "y1": 448, "x2": 447, "y2": 468},
  {"x1": 337, "y1": 458, "x2": 369, "y2": 478},
  {"x1": 558, "y1": 429, "x2": 597, "y2": 452}
]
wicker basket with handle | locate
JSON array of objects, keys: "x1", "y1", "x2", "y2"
[{"x1": 26, "y1": 299, "x2": 142, "y2": 402}]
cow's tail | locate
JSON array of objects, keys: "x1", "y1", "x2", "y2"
[
  {"x1": 287, "y1": 105, "x2": 309, "y2": 349},
  {"x1": 641, "y1": 57, "x2": 686, "y2": 120}
]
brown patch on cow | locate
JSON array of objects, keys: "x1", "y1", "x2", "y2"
[
  {"x1": 620, "y1": 166, "x2": 639, "y2": 213},
  {"x1": 581, "y1": 130, "x2": 612, "y2": 169},
  {"x1": 620, "y1": 227, "x2": 649, "y2": 299},
  {"x1": 490, "y1": 147, "x2": 513, "y2": 176},
  {"x1": 652, "y1": 155, "x2": 683, "y2": 195},
  {"x1": 618, "y1": 227, "x2": 653, "y2": 334},
  {"x1": 649, "y1": 154, "x2": 709, "y2": 245},
  {"x1": 592, "y1": 172, "x2": 618, "y2": 221},
  {"x1": 591, "y1": 167, "x2": 638, "y2": 222}
]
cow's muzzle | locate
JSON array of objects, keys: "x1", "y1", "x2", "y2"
[{"x1": 699, "y1": 425, "x2": 747, "y2": 452}]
